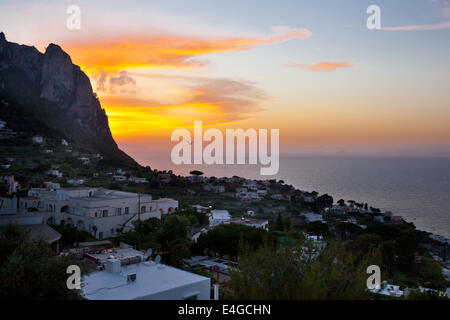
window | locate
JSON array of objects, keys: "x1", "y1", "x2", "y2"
[
  {"x1": 117, "y1": 208, "x2": 122, "y2": 215},
  {"x1": 102, "y1": 210, "x2": 108, "y2": 217},
  {"x1": 111, "y1": 229, "x2": 114, "y2": 235},
  {"x1": 98, "y1": 232, "x2": 103, "y2": 239},
  {"x1": 141, "y1": 206, "x2": 146, "y2": 213},
  {"x1": 125, "y1": 207, "x2": 129, "y2": 215}
]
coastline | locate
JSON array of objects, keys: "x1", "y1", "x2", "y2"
[{"x1": 120, "y1": 147, "x2": 450, "y2": 239}]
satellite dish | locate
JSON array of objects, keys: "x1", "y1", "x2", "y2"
[{"x1": 143, "y1": 248, "x2": 152, "y2": 261}]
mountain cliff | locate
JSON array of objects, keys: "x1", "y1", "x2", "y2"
[{"x1": 0, "y1": 32, "x2": 137, "y2": 167}]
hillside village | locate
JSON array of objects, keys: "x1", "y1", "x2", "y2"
[{"x1": 0, "y1": 132, "x2": 449, "y2": 300}]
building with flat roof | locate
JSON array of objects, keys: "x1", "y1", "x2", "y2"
[
  {"x1": 82, "y1": 259, "x2": 210, "y2": 300},
  {"x1": 209, "y1": 209, "x2": 231, "y2": 227},
  {"x1": 25, "y1": 187, "x2": 178, "y2": 239},
  {"x1": 85, "y1": 247, "x2": 144, "y2": 266},
  {"x1": 230, "y1": 218, "x2": 269, "y2": 231}
]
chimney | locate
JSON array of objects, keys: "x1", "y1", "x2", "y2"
[{"x1": 105, "y1": 258, "x2": 121, "y2": 274}]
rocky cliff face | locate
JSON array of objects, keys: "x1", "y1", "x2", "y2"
[{"x1": 0, "y1": 32, "x2": 136, "y2": 166}]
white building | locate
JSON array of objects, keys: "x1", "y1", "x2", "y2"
[
  {"x1": 44, "y1": 181, "x2": 61, "y2": 190},
  {"x1": 235, "y1": 192, "x2": 262, "y2": 201},
  {"x1": 46, "y1": 170, "x2": 63, "y2": 178},
  {"x1": 302, "y1": 212, "x2": 324, "y2": 223},
  {"x1": 209, "y1": 209, "x2": 231, "y2": 227},
  {"x1": 212, "y1": 185, "x2": 226, "y2": 193},
  {"x1": 329, "y1": 205, "x2": 350, "y2": 215},
  {"x1": 67, "y1": 179, "x2": 85, "y2": 186},
  {"x1": 370, "y1": 281, "x2": 404, "y2": 298},
  {"x1": 202, "y1": 184, "x2": 212, "y2": 192},
  {"x1": 82, "y1": 258, "x2": 210, "y2": 300},
  {"x1": 129, "y1": 177, "x2": 148, "y2": 183},
  {"x1": 303, "y1": 196, "x2": 316, "y2": 203},
  {"x1": 256, "y1": 189, "x2": 267, "y2": 196},
  {"x1": 271, "y1": 194, "x2": 284, "y2": 200},
  {"x1": 243, "y1": 180, "x2": 258, "y2": 191},
  {"x1": 32, "y1": 136, "x2": 44, "y2": 144},
  {"x1": 152, "y1": 198, "x2": 179, "y2": 214},
  {"x1": 192, "y1": 204, "x2": 208, "y2": 213},
  {"x1": 79, "y1": 157, "x2": 90, "y2": 164},
  {"x1": 230, "y1": 218, "x2": 269, "y2": 231},
  {"x1": 61, "y1": 139, "x2": 69, "y2": 146},
  {"x1": 26, "y1": 187, "x2": 178, "y2": 239}
]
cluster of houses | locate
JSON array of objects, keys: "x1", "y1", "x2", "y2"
[
  {"x1": 369, "y1": 281, "x2": 450, "y2": 299},
  {"x1": 181, "y1": 175, "x2": 284, "y2": 201},
  {"x1": 234, "y1": 180, "x2": 270, "y2": 201},
  {"x1": 110, "y1": 169, "x2": 148, "y2": 183},
  {"x1": 328, "y1": 203, "x2": 404, "y2": 226}
]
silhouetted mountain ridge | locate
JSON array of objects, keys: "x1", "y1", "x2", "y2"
[{"x1": 0, "y1": 32, "x2": 137, "y2": 168}]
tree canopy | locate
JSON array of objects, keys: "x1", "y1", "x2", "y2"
[{"x1": 0, "y1": 224, "x2": 83, "y2": 300}]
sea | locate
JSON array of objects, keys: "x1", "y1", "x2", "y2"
[{"x1": 126, "y1": 149, "x2": 450, "y2": 239}]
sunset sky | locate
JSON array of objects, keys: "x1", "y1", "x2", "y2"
[{"x1": 1, "y1": 0, "x2": 450, "y2": 159}]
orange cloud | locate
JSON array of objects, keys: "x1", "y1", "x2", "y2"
[
  {"x1": 62, "y1": 26, "x2": 310, "y2": 74},
  {"x1": 100, "y1": 75, "x2": 267, "y2": 137},
  {"x1": 287, "y1": 62, "x2": 352, "y2": 72},
  {"x1": 381, "y1": 20, "x2": 450, "y2": 31}
]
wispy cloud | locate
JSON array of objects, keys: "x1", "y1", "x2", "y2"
[
  {"x1": 287, "y1": 62, "x2": 352, "y2": 72},
  {"x1": 95, "y1": 71, "x2": 136, "y2": 94},
  {"x1": 63, "y1": 26, "x2": 311, "y2": 74},
  {"x1": 381, "y1": 20, "x2": 450, "y2": 31}
]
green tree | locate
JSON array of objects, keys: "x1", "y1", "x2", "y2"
[
  {"x1": 306, "y1": 221, "x2": 329, "y2": 237},
  {"x1": 230, "y1": 239, "x2": 381, "y2": 300},
  {"x1": 193, "y1": 224, "x2": 273, "y2": 258},
  {"x1": 156, "y1": 215, "x2": 192, "y2": 267},
  {"x1": 0, "y1": 224, "x2": 83, "y2": 300}
]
